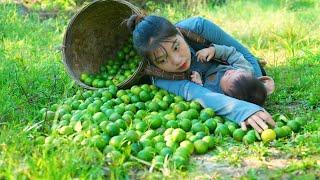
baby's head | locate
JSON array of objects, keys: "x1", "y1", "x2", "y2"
[{"x1": 220, "y1": 69, "x2": 275, "y2": 106}]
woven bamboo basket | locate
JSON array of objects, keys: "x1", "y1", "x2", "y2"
[{"x1": 62, "y1": 0, "x2": 148, "y2": 90}]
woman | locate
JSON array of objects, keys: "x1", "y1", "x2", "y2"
[{"x1": 127, "y1": 14, "x2": 275, "y2": 133}]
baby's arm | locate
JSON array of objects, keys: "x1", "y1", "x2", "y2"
[
  {"x1": 190, "y1": 71, "x2": 203, "y2": 86},
  {"x1": 213, "y1": 44, "x2": 254, "y2": 73}
]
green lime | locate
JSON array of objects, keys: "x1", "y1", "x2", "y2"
[
  {"x1": 139, "y1": 91, "x2": 151, "y2": 102},
  {"x1": 158, "y1": 100, "x2": 169, "y2": 110},
  {"x1": 131, "y1": 85, "x2": 142, "y2": 96},
  {"x1": 160, "y1": 147, "x2": 173, "y2": 157},
  {"x1": 164, "y1": 113, "x2": 176, "y2": 121},
  {"x1": 204, "y1": 118, "x2": 217, "y2": 133},
  {"x1": 135, "y1": 110, "x2": 147, "y2": 119},
  {"x1": 188, "y1": 109, "x2": 199, "y2": 119},
  {"x1": 193, "y1": 140, "x2": 208, "y2": 154},
  {"x1": 171, "y1": 128, "x2": 186, "y2": 143},
  {"x1": 287, "y1": 120, "x2": 301, "y2": 132},
  {"x1": 91, "y1": 135, "x2": 108, "y2": 149},
  {"x1": 171, "y1": 155, "x2": 188, "y2": 169},
  {"x1": 174, "y1": 147, "x2": 190, "y2": 159},
  {"x1": 173, "y1": 103, "x2": 186, "y2": 114},
  {"x1": 58, "y1": 126, "x2": 73, "y2": 135},
  {"x1": 154, "y1": 142, "x2": 166, "y2": 153},
  {"x1": 109, "y1": 112, "x2": 122, "y2": 122},
  {"x1": 149, "y1": 115, "x2": 163, "y2": 129},
  {"x1": 294, "y1": 117, "x2": 307, "y2": 126},
  {"x1": 135, "y1": 102, "x2": 146, "y2": 110},
  {"x1": 163, "y1": 128, "x2": 174, "y2": 137},
  {"x1": 115, "y1": 119, "x2": 127, "y2": 130},
  {"x1": 147, "y1": 101, "x2": 160, "y2": 112},
  {"x1": 104, "y1": 123, "x2": 120, "y2": 137},
  {"x1": 178, "y1": 119, "x2": 192, "y2": 132},
  {"x1": 189, "y1": 101, "x2": 201, "y2": 111},
  {"x1": 153, "y1": 134, "x2": 165, "y2": 142},
  {"x1": 274, "y1": 127, "x2": 286, "y2": 139},
  {"x1": 92, "y1": 112, "x2": 107, "y2": 123},
  {"x1": 109, "y1": 135, "x2": 124, "y2": 149},
  {"x1": 137, "y1": 149, "x2": 154, "y2": 162},
  {"x1": 152, "y1": 155, "x2": 165, "y2": 168},
  {"x1": 281, "y1": 125, "x2": 292, "y2": 137},
  {"x1": 191, "y1": 122, "x2": 206, "y2": 134},
  {"x1": 166, "y1": 120, "x2": 179, "y2": 128},
  {"x1": 174, "y1": 96, "x2": 184, "y2": 103},
  {"x1": 214, "y1": 123, "x2": 230, "y2": 137},
  {"x1": 212, "y1": 116, "x2": 224, "y2": 124},
  {"x1": 243, "y1": 134, "x2": 256, "y2": 144},
  {"x1": 166, "y1": 140, "x2": 179, "y2": 150},
  {"x1": 202, "y1": 136, "x2": 215, "y2": 149},
  {"x1": 106, "y1": 150, "x2": 124, "y2": 166},
  {"x1": 130, "y1": 142, "x2": 143, "y2": 155},
  {"x1": 162, "y1": 95, "x2": 174, "y2": 104},
  {"x1": 140, "y1": 138, "x2": 154, "y2": 148},
  {"x1": 275, "y1": 121, "x2": 285, "y2": 127},
  {"x1": 232, "y1": 128, "x2": 246, "y2": 142},
  {"x1": 180, "y1": 140, "x2": 194, "y2": 154}
]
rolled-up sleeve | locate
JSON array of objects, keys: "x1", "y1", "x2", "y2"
[{"x1": 153, "y1": 78, "x2": 263, "y2": 124}]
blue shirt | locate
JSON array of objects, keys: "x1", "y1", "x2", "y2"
[{"x1": 153, "y1": 17, "x2": 263, "y2": 124}]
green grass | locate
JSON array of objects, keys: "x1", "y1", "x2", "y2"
[{"x1": 1, "y1": 0, "x2": 320, "y2": 179}]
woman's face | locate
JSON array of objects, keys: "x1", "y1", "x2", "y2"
[
  {"x1": 149, "y1": 34, "x2": 191, "y2": 72},
  {"x1": 220, "y1": 69, "x2": 252, "y2": 93}
]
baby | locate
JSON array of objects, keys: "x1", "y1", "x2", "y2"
[{"x1": 190, "y1": 44, "x2": 274, "y2": 106}]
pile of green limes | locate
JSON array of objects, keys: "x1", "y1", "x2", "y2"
[
  {"x1": 39, "y1": 84, "x2": 307, "y2": 170},
  {"x1": 80, "y1": 38, "x2": 141, "y2": 88}
]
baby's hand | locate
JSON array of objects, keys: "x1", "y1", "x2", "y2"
[
  {"x1": 196, "y1": 46, "x2": 215, "y2": 63},
  {"x1": 191, "y1": 71, "x2": 203, "y2": 86}
]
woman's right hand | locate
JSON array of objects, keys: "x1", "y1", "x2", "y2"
[{"x1": 240, "y1": 110, "x2": 276, "y2": 133}]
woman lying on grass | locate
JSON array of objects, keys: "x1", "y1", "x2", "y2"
[{"x1": 126, "y1": 14, "x2": 275, "y2": 133}]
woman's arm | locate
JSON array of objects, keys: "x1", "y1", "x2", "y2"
[
  {"x1": 153, "y1": 78, "x2": 262, "y2": 124},
  {"x1": 176, "y1": 17, "x2": 262, "y2": 77},
  {"x1": 154, "y1": 78, "x2": 275, "y2": 132},
  {"x1": 153, "y1": 78, "x2": 275, "y2": 132}
]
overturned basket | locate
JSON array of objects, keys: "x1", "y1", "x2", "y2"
[{"x1": 62, "y1": 0, "x2": 148, "y2": 90}]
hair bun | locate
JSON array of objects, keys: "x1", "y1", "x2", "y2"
[{"x1": 127, "y1": 14, "x2": 145, "y2": 33}]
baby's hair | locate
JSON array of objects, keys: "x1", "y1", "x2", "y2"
[{"x1": 226, "y1": 76, "x2": 267, "y2": 106}]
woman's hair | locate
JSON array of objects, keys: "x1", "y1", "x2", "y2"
[
  {"x1": 226, "y1": 76, "x2": 267, "y2": 106},
  {"x1": 126, "y1": 14, "x2": 179, "y2": 61}
]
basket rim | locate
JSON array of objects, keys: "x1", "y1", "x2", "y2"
[{"x1": 62, "y1": 0, "x2": 143, "y2": 90}]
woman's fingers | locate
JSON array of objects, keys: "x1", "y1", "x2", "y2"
[
  {"x1": 244, "y1": 110, "x2": 276, "y2": 133},
  {"x1": 240, "y1": 121, "x2": 247, "y2": 131},
  {"x1": 255, "y1": 118, "x2": 269, "y2": 131},
  {"x1": 247, "y1": 117, "x2": 263, "y2": 133},
  {"x1": 259, "y1": 111, "x2": 276, "y2": 127}
]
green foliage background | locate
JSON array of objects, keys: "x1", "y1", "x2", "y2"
[{"x1": 0, "y1": 0, "x2": 319, "y2": 179}]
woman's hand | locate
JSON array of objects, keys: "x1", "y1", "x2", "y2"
[
  {"x1": 196, "y1": 46, "x2": 215, "y2": 63},
  {"x1": 190, "y1": 71, "x2": 203, "y2": 86},
  {"x1": 240, "y1": 110, "x2": 276, "y2": 133}
]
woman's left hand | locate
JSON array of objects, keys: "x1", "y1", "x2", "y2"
[
  {"x1": 196, "y1": 47, "x2": 215, "y2": 63},
  {"x1": 240, "y1": 110, "x2": 276, "y2": 133}
]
